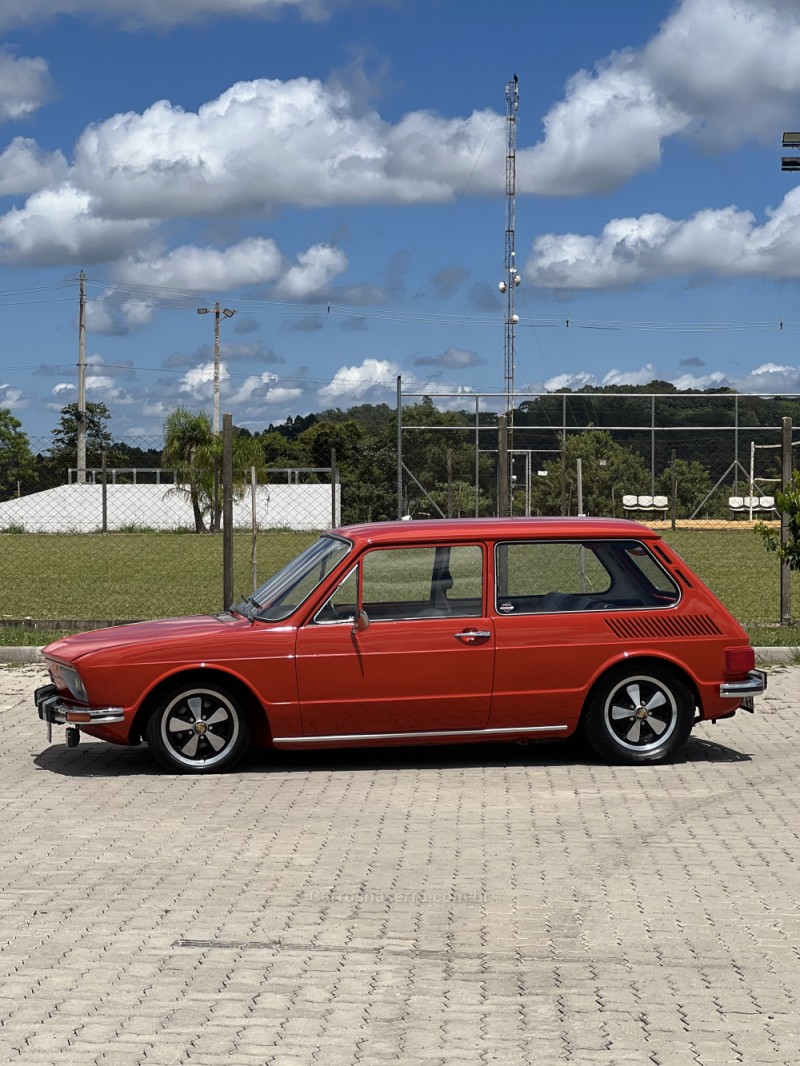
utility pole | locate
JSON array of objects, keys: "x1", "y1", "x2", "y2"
[
  {"x1": 77, "y1": 270, "x2": 87, "y2": 484},
  {"x1": 780, "y1": 416, "x2": 793, "y2": 625},
  {"x1": 499, "y1": 75, "x2": 520, "y2": 515},
  {"x1": 197, "y1": 301, "x2": 236, "y2": 434},
  {"x1": 197, "y1": 301, "x2": 236, "y2": 533}
]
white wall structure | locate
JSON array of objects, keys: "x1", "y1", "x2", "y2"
[{"x1": 0, "y1": 483, "x2": 339, "y2": 533}]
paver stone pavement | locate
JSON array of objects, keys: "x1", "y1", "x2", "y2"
[{"x1": 1, "y1": 662, "x2": 799, "y2": 1065}]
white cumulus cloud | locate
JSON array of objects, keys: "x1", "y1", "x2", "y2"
[
  {"x1": 0, "y1": 51, "x2": 53, "y2": 122},
  {"x1": 274, "y1": 243, "x2": 348, "y2": 299},
  {"x1": 0, "y1": 0, "x2": 332, "y2": 32},
  {"x1": 0, "y1": 138, "x2": 68, "y2": 196},
  {"x1": 70, "y1": 78, "x2": 503, "y2": 223},
  {"x1": 520, "y1": 0, "x2": 800, "y2": 196},
  {"x1": 318, "y1": 357, "x2": 401, "y2": 404},
  {"x1": 0, "y1": 183, "x2": 153, "y2": 265},
  {"x1": 601, "y1": 364, "x2": 659, "y2": 388},
  {"x1": 114, "y1": 237, "x2": 284, "y2": 290},
  {"x1": 528, "y1": 187, "x2": 800, "y2": 290}
]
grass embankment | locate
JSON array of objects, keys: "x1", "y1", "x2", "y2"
[
  {"x1": 661, "y1": 530, "x2": 800, "y2": 647},
  {"x1": 0, "y1": 527, "x2": 798, "y2": 647},
  {"x1": 0, "y1": 530, "x2": 317, "y2": 644}
]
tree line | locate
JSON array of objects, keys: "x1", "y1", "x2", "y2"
[{"x1": 2, "y1": 384, "x2": 799, "y2": 527}]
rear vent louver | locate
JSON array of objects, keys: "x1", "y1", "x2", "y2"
[{"x1": 605, "y1": 613, "x2": 722, "y2": 640}]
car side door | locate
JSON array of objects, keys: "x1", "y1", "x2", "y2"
[{"x1": 295, "y1": 542, "x2": 495, "y2": 737}]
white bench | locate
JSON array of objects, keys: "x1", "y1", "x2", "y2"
[
  {"x1": 622, "y1": 494, "x2": 669, "y2": 517},
  {"x1": 728, "y1": 495, "x2": 776, "y2": 516}
]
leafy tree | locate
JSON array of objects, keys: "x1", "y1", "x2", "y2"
[
  {"x1": 46, "y1": 402, "x2": 119, "y2": 482},
  {"x1": 756, "y1": 470, "x2": 800, "y2": 573},
  {"x1": 655, "y1": 459, "x2": 713, "y2": 519},
  {"x1": 0, "y1": 409, "x2": 36, "y2": 501},
  {"x1": 530, "y1": 429, "x2": 651, "y2": 517},
  {"x1": 259, "y1": 430, "x2": 307, "y2": 467}
]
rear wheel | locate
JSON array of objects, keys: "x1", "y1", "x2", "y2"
[
  {"x1": 583, "y1": 665, "x2": 694, "y2": 765},
  {"x1": 145, "y1": 681, "x2": 250, "y2": 774}
]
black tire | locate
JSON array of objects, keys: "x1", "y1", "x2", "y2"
[
  {"x1": 582, "y1": 664, "x2": 695, "y2": 765},
  {"x1": 145, "y1": 681, "x2": 250, "y2": 774}
]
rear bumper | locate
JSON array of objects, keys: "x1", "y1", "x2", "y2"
[{"x1": 719, "y1": 668, "x2": 767, "y2": 703}]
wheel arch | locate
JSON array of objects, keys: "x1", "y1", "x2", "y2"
[
  {"x1": 581, "y1": 654, "x2": 701, "y2": 723},
  {"x1": 130, "y1": 667, "x2": 271, "y2": 746}
]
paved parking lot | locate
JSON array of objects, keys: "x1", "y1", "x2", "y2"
[{"x1": 1, "y1": 662, "x2": 799, "y2": 1066}]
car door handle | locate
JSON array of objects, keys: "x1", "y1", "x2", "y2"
[{"x1": 454, "y1": 629, "x2": 491, "y2": 645}]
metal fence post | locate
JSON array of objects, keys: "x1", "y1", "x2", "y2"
[
  {"x1": 222, "y1": 414, "x2": 233, "y2": 610},
  {"x1": 781, "y1": 416, "x2": 793, "y2": 625},
  {"x1": 101, "y1": 450, "x2": 108, "y2": 533},
  {"x1": 670, "y1": 450, "x2": 677, "y2": 531},
  {"x1": 498, "y1": 416, "x2": 509, "y2": 517},
  {"x1": 474, "y1": 396, "x2": 480, "y2": 517},
  {"x1": 396, "y1": 376, "x2": 403, "y2": 519},
  {"x1": 560, "y1": 395, "x2": 568, "y2": 516},
  {"x1": 330, "y1": 447, "x2": 337, "y2": 528}
]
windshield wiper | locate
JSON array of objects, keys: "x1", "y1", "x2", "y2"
[{"x1": 231, "y1": 595, "x2": 260, "y2": 620}]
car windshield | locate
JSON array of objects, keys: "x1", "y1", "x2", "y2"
[{"x1": 235, "y1": 534, "x2": 352, "y2": 622}]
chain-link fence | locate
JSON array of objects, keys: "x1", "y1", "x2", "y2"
[
  {"x1": 398, "y1": 390, "x2": 800, "y2": 528},
  {"x1": 0, "y1": 434, "x2": 339, "y2": 533},
  {"x1": 4, "y1": 397, "x2": 799, "y2": 531}
]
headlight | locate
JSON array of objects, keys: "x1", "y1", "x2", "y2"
[{"x1": 60, "y1": 665, "x2": 88, "y2": 703}]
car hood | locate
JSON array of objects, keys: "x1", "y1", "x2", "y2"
[{"x1": 43, "y1": 613, "x2": 252, "y2": 663}]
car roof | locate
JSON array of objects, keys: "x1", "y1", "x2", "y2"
[{"x1": 331, "y1": 517, "x2": 662, "y2": 547}]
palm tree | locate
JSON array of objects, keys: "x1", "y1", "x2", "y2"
[
  {"x1": 162, "y1": 407, "x2": 213, "y2": 532},
  {"x1": 162, "y1": 408, "x2": 267, "y2": 532}
]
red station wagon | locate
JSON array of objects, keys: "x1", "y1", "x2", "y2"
[{"x1": 35, "y1": 517, "x2": 766, "y2": 773}]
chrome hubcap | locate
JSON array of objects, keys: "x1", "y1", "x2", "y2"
[
  {"x1": 161, "y1": 690, "x2": 239, "y2": 766},
  {"x1": 605, "y1": 677, "x2": 677, "y2": 752}
]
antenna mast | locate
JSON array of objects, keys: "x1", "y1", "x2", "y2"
[{"x1": 502, "y1": 75, "x2": 520, "y2": 441}]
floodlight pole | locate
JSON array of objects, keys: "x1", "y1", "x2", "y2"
[
  {"x1": 779, "y1": 136, "x2": 798, "y2": 621},
  {"x1": 500, "y1": 75, "x2": 520, "y2": 516},
  {"x1": 77, "y1": 271, "x2": 87, "y2": 484},
  {"x1": 781, "y1": 131, "x2": 800, "y2": 171},
  {"x1": 780, "y1": 417, "x2": 792, "y2": 625},
  {"x1": 197, "y1": 301, "x2": 236, "y2": 434}
]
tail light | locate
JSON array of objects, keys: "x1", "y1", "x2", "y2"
[{"x1": 725, "y1": 646, "x2": 755, "y2": 679}]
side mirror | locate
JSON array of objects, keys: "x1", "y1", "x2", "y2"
[{"x1": 352, "y1": 609, "x2": 370, "y2": 634}]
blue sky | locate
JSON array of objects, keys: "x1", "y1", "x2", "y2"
[{"x1": 2, "y1": 0, "x2": 800, "y2": 441}]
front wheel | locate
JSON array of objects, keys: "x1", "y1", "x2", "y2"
[
  {"x1": 582, "y1": 665, "x2": 695, "y2": 765},
  {"x1": 145, "y1": 681, "x2": 250, "y2": 774}
]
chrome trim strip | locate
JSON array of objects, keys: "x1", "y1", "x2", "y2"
[
  {"x1": 720, "y1": 668, "x2": 767, "y2": 699},
  {"x1": 274, "y1": 724, "x2": 569, "y2": 744}
]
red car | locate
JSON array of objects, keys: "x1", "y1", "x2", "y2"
[{"x1": 35, "y1": 517, "x2": 765, "y2": 773}]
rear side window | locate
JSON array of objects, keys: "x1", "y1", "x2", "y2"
[{"x1": 495, "y1": 539, "x2": 679, "y2": 614}]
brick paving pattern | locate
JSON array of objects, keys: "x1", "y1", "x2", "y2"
[{"x1": 1, "y1": 662, "x2": 798, "y2": 1066}]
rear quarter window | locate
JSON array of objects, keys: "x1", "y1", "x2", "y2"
[{"x1": 495, "y1": 539, "x2": 679, "y2": 614}]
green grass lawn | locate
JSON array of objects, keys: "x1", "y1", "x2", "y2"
[
  {"x1": 0, "y1": 527, "x2": 797, "y2": 646},
  {"x1": 0, "y1": 531, "x2": 317, "y2": 640},
  {"x1": 661, "y1": 530, "x2": 800, "y2": 644}
]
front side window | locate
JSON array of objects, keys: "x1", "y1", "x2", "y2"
[
  {"x1": 495, "y1": 539, "x2": 679, "y2": 614},
  {"x1": 316, "y1": 543, "x2": 483, "y2": 623}
]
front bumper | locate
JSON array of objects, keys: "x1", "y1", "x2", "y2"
[
  {"x1": 35, "y1": 683, "x2": 124, "y2": 741},
  {"x1": 719, "y1": 668, "x2": 767, "y2": 710}
]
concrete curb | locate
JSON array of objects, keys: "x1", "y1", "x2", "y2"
[
  {"x1": 0, "y1": 644, "x2": 797, "y2": 666},
  {"x1": 753, "y1": 646, "x2": 799, "y2": 665},
  {"x1": 0, "y1": 646, "x2": 44, "y2": 663}
]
